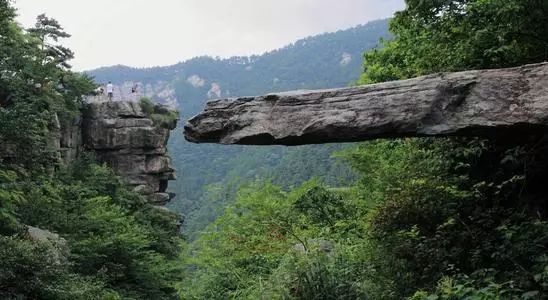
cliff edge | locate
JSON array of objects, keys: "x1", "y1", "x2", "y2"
[
  {"x1": 81, "y1": 101, "x2": 177, "y2": 205},
  {"x1": 185, "y1": 63, "x2": 548, "y2": 145}
]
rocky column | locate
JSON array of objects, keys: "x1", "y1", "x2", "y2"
[{"x1": 83, "y1": 101, "x2": 177, "y2": 205}]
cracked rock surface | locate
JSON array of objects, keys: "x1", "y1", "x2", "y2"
[
  {"x1": 185, "y1": 63, "x2": 548, "y2": 145},
  {"x1": 83, "y1": 101, "x2": 176, "y2": 203}
]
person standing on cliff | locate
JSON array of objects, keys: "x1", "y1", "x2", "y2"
[{"x1": 106, "y1": 81, "x2": 114, "y2": 101}]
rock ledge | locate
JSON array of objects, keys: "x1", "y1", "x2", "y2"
[{"x1": 185, "y1": 63, "x2": 548, "y2": 145}]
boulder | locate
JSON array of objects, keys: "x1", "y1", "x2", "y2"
[
  {"x1": 26, "y1": 226, "x2": 69, "y2": 264},
  {"x1": 150, "y1": 193, "x2": 171, "y2": 205}
]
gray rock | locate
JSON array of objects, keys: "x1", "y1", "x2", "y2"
[
  {"x1": 185, "y1": 63, "x2": 548, "y2": 145},
  {"x1": 26, "y1": 226, "x2": 65, "y2": 245},
  {"x1": 82, "y1": 101, "x2": 177, "y2": 204},
  {"x1": 146, "y1": 156, "x2": 172, "y2": 174},
  {"x1": 293, "y1": 239, "x2": 334, "y2": 254},
  {"x1": 133, "y1": 184, "x2": 154, "y2": 195},
  {"x1": 26, "y1": 226, "x2": 69, "y2": 264},
  {"x1": 84, "y1": 125, "x2": 168, "y2": 150},
  {"x1": 58, "y1": 116, "x2": 82, "y2": 165},
  {"x1": 150, "y1": 193, "x2": 171, "y2": 205},
  {"x1": 85, "y1": 101, "x2": 145, "y2": 119}
]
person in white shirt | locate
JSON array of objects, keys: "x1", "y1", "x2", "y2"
[{"x1": 106, "y1": 81, "x2": 114, "y2": 101}]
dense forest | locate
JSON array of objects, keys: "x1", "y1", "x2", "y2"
[
  {"x1": 89, "y1": 20, "x2": 390, "y2": 239},
  {"x1": 1, "y1": 0, "x2": 548, "y2": 299}
]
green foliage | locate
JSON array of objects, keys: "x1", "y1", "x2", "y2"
[
  {"x1": 180, "y1": 2, "x2": 548, "y2": 296},
  {"x1": 0, "y1": 3, "x2": 182, "y2": 298},
  {"x1": 183, "y1": 138, "x2": 548, "y2": 299},
  {"x1": 348, "y1": 1, "x2": 548, "y2": 298},
  {"x1": 180, "y1": 180, "x2": 370, "y2": 299},
  {"x1": 139, "y1": 96, "x2": 179, "y2": 128},
  {"x1": 0, "y1": 235, "x2": 120, "y2": 300},
  {"x1": 0, "y1": 169, "x2": 23, "y2": 234},
  {"x1": 411, "y1": 276, "x2": 547, "y2": 300},
  {"x1": 0, "y1": 2, "x2": 95, "y2": 172},
  {"x1": 15, "y1": 157, "x2": 183, "y2": 299},
  {"x1": 3, "y1": 0, "x2": 548, "y2": 298},
  {"x1": 359, "y1": 0, "x2": 548, "y2": 84},
  {"x1": 139, "y1": 97, "x2": 155, "y2": 115}
]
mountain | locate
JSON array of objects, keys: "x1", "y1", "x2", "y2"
[{"x1": 87, "y1": 19, "x2": 390, "y2": 239}]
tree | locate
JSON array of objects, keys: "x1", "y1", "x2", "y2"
[
  {"x1": 353, "y1": 0, "x2": 548, "y2": 298},
  {"x1": 0, "y1": 9, "x2": 94, "y2": 172},
  {"x1": 359, "y1": 0, "x2": 548, "y2": 84},
  {"x1": 28, "y1": 14, "x2": 73, "y2": 70},
  {"x1": 0, "y1": 2, "x2": 182, "y2": 298}
]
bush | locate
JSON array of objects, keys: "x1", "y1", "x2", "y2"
[
  {"x1": 15, "y1": 157, "x2": 183, "y2": 299},
  {"x1": 139, "y1": 97, "x2": 179, "y2": 129},
  {"x1": 0, "y1": 235, "x2": 119, "y2": 300}
]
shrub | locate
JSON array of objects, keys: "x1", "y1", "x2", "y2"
[
  {"x1": 139, "y1": 97, "x2": 179, "y2": 129},
  {"x1": 139, "y1": 97, "x2": 155, "y2": 115}
]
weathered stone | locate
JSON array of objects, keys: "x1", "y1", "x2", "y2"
[
  {"x1": 26, "y1": 226, "x2": 65, "y2": 245},
  {"x1": 185, "y1": 63, "x2": 548, "y2": 145},
  {"x1": 150, "y1": 193, "x2": 171, "y2": 205},
  {"x1": 96, "y1": 153, "x2": 147, "y2": 175},
  {"x1": 293, "y1": 239, "x2": 334, "y2": 254},
  {"x1": 58, "y1": 116, "x2": 82, "y2": 164},
  {"x1": 146, "y1": 155, "x2": 173, "y2": 174},
  {"x1": 125, "y1": 173, "x2": 161, "y2": 190},
  {"x1": 85, "y1": 101, "x2": 145, "y2": 119},
  {"x1": 90, "y1": 118, "x2": 154, "y2": 129},
  {"x1": 133, "y1": 184, "x2": 154, "y2": 195},
  {"x1": 26, "y1": 226, "x2": 69, "y2": 264},
  {"x1": 82, "y1": 101, "x2": 177, "y2": 204},
  {"x1": 84, "y1": 125, "x2": 168, "y2": 150}
]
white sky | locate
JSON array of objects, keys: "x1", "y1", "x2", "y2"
[{"x1": 14, "y1": 0, "x2": 405, "y2": 71}]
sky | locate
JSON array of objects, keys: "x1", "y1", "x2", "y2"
[{"x1": 14, "y1": 0, "x2": 405, "y2": 71}]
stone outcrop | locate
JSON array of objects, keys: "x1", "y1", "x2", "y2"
[
  {"x1": 82, "y1": 101, "x2": 177, "y2": 204},
  {"x1": 58, "y1": 115, "x2": 83, "y2": 165},
  {"x1": 185, "y1": 63, "x2": 548, "y2": 145},
  {"x1": 26, "y1": 226, "x2": 67, "y2": 248},
  {"x1": 26, "y1": 226, "x2": 69, "y2": 264}
]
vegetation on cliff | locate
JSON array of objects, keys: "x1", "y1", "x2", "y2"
[
  {"x1": 0, "y1": 1, "x2": 183, "y2": 299},
  {"x1": 139, "y1": 97, "x2": 179, "y2": 129}
]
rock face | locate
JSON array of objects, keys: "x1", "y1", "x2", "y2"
[
  {"x1": 82, "y1": 101, "x2": 177, "y2": 204},
  {"x1": 58, "y1": 115, "x2": 83, "y2": 165},
  {"x1": 185, "y1": 63, "x2": 548, "y2": 145}
]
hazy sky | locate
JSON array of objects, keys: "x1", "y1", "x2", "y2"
[{"x1": 14, "y1": 0, "x2": 405, "y2": 71}]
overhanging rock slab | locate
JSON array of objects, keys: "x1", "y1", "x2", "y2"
[{"x1": 184, "y1": 63, "x2": 548, "y2": 145}]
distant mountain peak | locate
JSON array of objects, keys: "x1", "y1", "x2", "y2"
[{"x1": 88, "y1": 19, "x2": 390, "y2": 115}]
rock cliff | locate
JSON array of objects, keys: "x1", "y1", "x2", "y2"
[
  {"x1": 185, "y1": 63, "x2": 548, "y2": 145},
  {"x1": 81, "y1": 101, "x2": 177, "y2": 205}
]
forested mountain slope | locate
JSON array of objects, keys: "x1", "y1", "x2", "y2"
[
  {"x1": 179, "y1": 1, "x2": 548, "y2": 298},
  {"x1": 88, "y1": 20, "x2": 390, "y2": 238}
]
